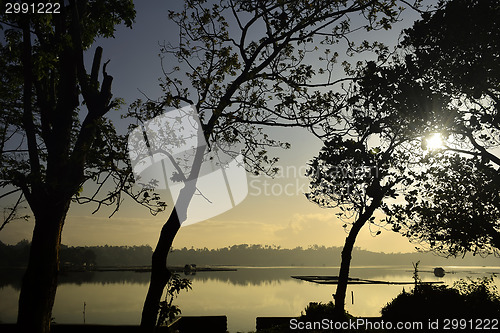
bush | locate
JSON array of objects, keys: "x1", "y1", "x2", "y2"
[
  {"x1": 256, "y1": 302, "x2": 352, "y2": 333},
  {"x1": 301, "y1": 301, "x2": 352, "y2": 320},
  {"x1": 381, "y1": 276, "x2": 500, "y2": 320}
]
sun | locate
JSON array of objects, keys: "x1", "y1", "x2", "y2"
[{"x1": 425, "y1": 133, "x2": 444, "y2": 150}]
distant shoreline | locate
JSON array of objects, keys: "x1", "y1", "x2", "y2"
[
  {"x1": 98, "y1": 265, "x2": 238, "y2": 273},
  {"x1": 2, "y1": 242, "x2": 499, "y2": 270}
]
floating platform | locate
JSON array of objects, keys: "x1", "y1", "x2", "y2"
[{"x1": 291, "y1": 275, "x2": 443, "y2": 285}]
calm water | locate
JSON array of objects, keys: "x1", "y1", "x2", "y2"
[{"x1": 1, "y1": 266, "x2": 499, "y2": 332}]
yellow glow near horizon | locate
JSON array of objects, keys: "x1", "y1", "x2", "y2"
[{"x1": 425, "y1": 133, "x2": 444, "y2": 150}]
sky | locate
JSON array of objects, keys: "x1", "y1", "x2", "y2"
[{"x1": 0, "y1": 1, "x2": 432, "y2": 253}]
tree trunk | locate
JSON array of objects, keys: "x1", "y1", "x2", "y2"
[
  {"x1": 333, "y1": 217, "x2": 366, "y2": 319},
  {"x1": 140, "y1": 208, "x2": 180, "y2": 332},
  {"x1": 333, "y1": 195, "x2": 383, "y2": 318},
  {"x1": 141, "y1": 128, "x2": 206, "y2": 332},
  {"x1": 17, "y1": 199, "x2": 70, "y2": 333}
]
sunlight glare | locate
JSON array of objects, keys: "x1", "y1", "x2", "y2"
[{"x1": 425, "y1": 133, "x2": 444, "y2": 150}]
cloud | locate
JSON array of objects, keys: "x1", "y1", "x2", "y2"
[{"x1": 273, "y1": 211, "x2": 347, "y2": 247}]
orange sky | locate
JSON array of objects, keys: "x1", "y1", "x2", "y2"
[{"x1": 1, "y1": 126, "x2": 417, "y2": 253}]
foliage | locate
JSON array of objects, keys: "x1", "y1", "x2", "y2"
[
  {"x1": 167, "y1": 244, "x2": 496, "y2": 267},
  {"x1": 301, "y1": 301, "x2": 351, "y2": 319},
  {"x1": 381, "y1": 276, "x2": 500, "y2": 320},
  {"x1": 0, "y1": 240, "x2": 30, "y2": 267},
  {"x1": 306, "y1": 134, "x2": 406, "y2": 226},
  {"x1": 0, "y1": 242, "x2": 153, "y2": 267},
  {"x1": 304, "y1": 16, "x2": 439, "y2": 313},
  {"x1": 137, "y1": 0, "x2": 408, "y2": 328},
  {"x1": 403, "y1": 0, "x2": 500, "y2": 113},
  {"x1": 0, "y1": 0, "x2": 164, "y2": 231},
  {"x1": 0, "y1": 2, "x2": 173, "y2": 331},
  {"x1": 90, "y1": 245, "x2": 153, "y2": 266},
  {"x1": 306, "y1": 45, "x2": 438, "y2": 235},
  {"x1": 127, "y1": 0, "x2": 405, "y2": 177},
  {"x1": 387, "y1": 154, "x2": 500, "y2": 257},
  {"x1": 399, "y1": 0, "x2": 500, "y2": 162},
  {"x1": 156, "y1": 273, "x2": 192, "y2": 327},
  {"x1": 59, "y1": 246, "x2": 96, "y2": 267},
  {"x1": 355, "y1": 0, "x2": 500, "y2": 257},
  {"x1": 453, "y1": 276, "x2": 500, "y2": 306},
  {"x1": 304, "y1": 101, "x2": 411, "y2": 316}
]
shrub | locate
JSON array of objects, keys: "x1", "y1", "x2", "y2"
[
  {"x1": 301, "y1": 301, "x2": 352, "y2": 320},
  {"x1": 381, "y1": 276, "x2": 500, "y2": 320}
]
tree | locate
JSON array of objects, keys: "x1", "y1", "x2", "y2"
[
  {"x1": 0, "y1": 2, "x2": 162, "y2": 332},
  {"x1": 399, "y1": 0, "x2": 500, "y2": 166},
  {"x1": 370, "y1": 0, "x2": 500, "y2": 256},
  {"x1": 389, "y1": 154, "x2": 500, "y2": 256},
  {"x1": 132, "y1": 0, "x2": 406, "y2": 329},
  {"x1": 306, "y1": 88, "x2": 419, "y2": 317},
  {"x1": 303, "y1": 1, "x2": 483, "y2": 308}
]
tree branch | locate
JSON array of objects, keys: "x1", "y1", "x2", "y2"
[
  {"x1": 0, "y1": 192, "x2": 26, "y2": 232},
  {"x1": 20, "y1": 15, "x2": 41, "y2": 187},
  {"x1": 464, "y1": 131, "x2": 500, "y2": 167},
  {"x1": 0, "y1": 188, "x2": 22, "y2": 200}
]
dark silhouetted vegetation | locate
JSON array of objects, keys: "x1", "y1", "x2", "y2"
[
  {"x1": 156, "y1": 273, "x2": 192, "y2": 327},
  {"x1": 89, "y1": 245, "x2": 153, "y2": 267},
  {"x1": 0, "y1": 1, "x2": 168, "y2": 331},
  {"x1": 2, "y1": 241, "x2": 497, "y2": 269},
  {"x1": 60, "y1": 246, "x2": 96, "y2": 268},
  {"x1": 0, "y1": 241, "x2": 152, "y2": 267},
  {"x1": 301, "y1": 301, "x2": 351, "y2": 320},
  {"x1": 134, "y1": 0, "x2": 407, "y2": 329},
  {"x1": 389, "y1": 154, "x2": 500, "y2": 257},
  {"x1": 305, "y1": 0, "x2": 500, "y2": 316},
  {"x1": 0, "y1": 240, "x2": 30, "y2": 267},
  {"x1": 366, "y1": 0, "x2": 500, "y2": 257},
  {"x1": 168, "y1": 244, "x2": 500, "y2": 267},
  {"x1": 382, "y1": 276, "x2": 500, "y2": 320}
]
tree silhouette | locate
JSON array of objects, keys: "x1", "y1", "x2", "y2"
[
  {"x1": 0, "y1": 2, "x2": 163, "y2": 332},
  {"x1": 389, "y1": 154, "x2": 500, "y2": 256},
  {"x1": 302, "y1": 0, "x2": 485, "y2": 306},
  {"x1": 399, "y1": 0, "x2": 499, "y2": 166},
  {"x1": 370, "y1": 0, "x2": 500, "y2": 256},
  {"x1": 132, "y1": 0, "x2": 406, "y2": 329},
  {"x1": 306, "y1": 73, "x2": 422, "y2": 316}
]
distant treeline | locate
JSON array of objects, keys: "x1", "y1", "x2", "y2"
[
  {"x1": 168, "y1": 244, "x2": 499, "y2": 267},
  {"x1": 1, "y1": 241, "x2": 498, "y2": 268},
  {"x1": 0, "y1": 240, "x2": 152, "y2": 267}
]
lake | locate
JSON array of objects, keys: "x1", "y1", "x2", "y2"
[{"x1": 1, "y1": 266, "x2": 499, "y2": 332}]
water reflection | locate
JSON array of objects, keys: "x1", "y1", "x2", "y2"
[
  {"x1": 2, "y1": 266, "x2": 499, "y2": 289},
  {"x1": 1, "y1": 266, "x2": 498, "y2": 332},
  {"x1": 0, "y1": 269, "x2": 152, "y2": 290}
]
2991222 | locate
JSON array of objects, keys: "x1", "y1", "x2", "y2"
[
  {"x1": 4, "y1": 2, "x2": 61, "y2": 14},
  {"x1": 443, "y1": 318, "x2": 498, "y2": 330}
]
